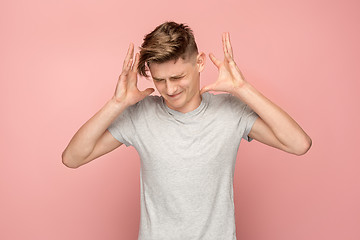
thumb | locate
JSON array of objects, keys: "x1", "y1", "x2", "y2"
[
  {"x1": 141, "y1": 88, "x2": 155, "y2": 96},
  {"x1": 209, "y1": 53, "x2": 221, "y2": 68},
  {"x1": 200, "y1": 84, "x2": 215, "y2": 95}
]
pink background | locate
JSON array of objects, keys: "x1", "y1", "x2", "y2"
[{"x1": 1, "y1": 0, "x2": 359, "y2": 239}]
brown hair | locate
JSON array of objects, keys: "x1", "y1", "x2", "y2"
[{"x1": 138, "y1": 21, "x2": 198, "y2": 77}]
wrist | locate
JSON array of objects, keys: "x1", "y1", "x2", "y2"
[
  {"x1": 108, "y1": 97, "x2": 129, "y2": 113},
  {"x1": 231, "y1": 81, "x2": 252, "y2": 98}
]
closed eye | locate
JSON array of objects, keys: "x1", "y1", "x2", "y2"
[
  {"x1": 153, "y1": 78, "x2": 164, "y2": 82},
  {"x1": 171, "y1": 75, "x2": 185, "y2": 80},
  {"x1": 152, "y1": 75, "x2": 185, "y2": 82}
]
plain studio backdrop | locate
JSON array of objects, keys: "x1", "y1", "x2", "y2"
[{"x1": 1, "y1": 0, "x2": 359, "y2": 239}]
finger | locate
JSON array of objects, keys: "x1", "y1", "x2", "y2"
[
  {"x1": 222, "y1": 32, "x2": 227, "y2": 57},
  {"x1": 225, "y1": 32, "x2": 234, "y2": 58},
  {"x1": 141, "y1": 88, "x2": 155, "y2": 96},
  {"x1": 124, "y1": 58, "x2": 133, "y2": 74},
  {"x1": 200, "y1": 83, "x2": 216, "y2": 95},
  {"x1": 131, "y1": 52, "x2": 140, "y2": 73},
  {"x1": 209, "y1": 53, "x2": 221, "y2": 68},
  {"x1": 224, "y1": 49, "x2": 234, "y2": 64},
  {"x1": 122, "y1": 43, "x2": 134, "y2": 72},
  {"x1": 119, "y1": 58, "x2": 133, "y2": 80},
  {"x1": 199, "y1": 87, "x2": 208, "y2": 95}
]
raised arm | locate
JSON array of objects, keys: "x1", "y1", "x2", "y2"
[
  {"x1": 62, "y1": 43, "x2": 154, "y2": 168},
  {"x1": 200, "y1": 33, "x2": 311, "y2": 155}
]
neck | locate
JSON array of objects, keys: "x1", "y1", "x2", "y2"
[{"x1": 166, "y1": 92, "x2": 202, "y2": 114}]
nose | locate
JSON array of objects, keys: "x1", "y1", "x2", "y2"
[{"x1": 165, "y1": 80, "x2": 178, "y2": 95}]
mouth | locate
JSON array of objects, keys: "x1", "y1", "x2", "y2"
[{"x1": 168, "y1": 91, "x2": 183, "y2": 98}]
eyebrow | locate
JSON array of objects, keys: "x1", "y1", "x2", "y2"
[{"x1": 152, "y1": 73, "x2": 185, "y2": 81}]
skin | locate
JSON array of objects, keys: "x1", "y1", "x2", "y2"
[
  {"x1": 62, "y1": 43, "x2": 154, "y2": 168},
  {"x1": 62, "y1": 33, "x2": 311, "y2": 168},
  {"x1": 201, "y1": 32, "x2": 312, "y2": 155},
  {"x1": 149, "y1": 53, "x2": 206, "y2": 113}
]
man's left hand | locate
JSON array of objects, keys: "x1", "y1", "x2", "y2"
[{"x1": 200, "y1": 32, "x2": 247, "y2": 95}]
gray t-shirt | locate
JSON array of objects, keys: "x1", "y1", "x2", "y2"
[{"x1": 108, "y1": 92, "x2": 258, "y2": 240}]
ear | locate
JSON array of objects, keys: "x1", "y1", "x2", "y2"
[{"x1": 196, "y1": 52, "x2": 206, "y2": 73}]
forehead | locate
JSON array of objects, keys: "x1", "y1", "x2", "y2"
[{"x1": 149, "y1": 58, "x2": 195, "y2": 78}]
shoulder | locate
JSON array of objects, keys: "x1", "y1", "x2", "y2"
[
  {"x1": 142, "y1": 94, "x2": 162, "y2": 104},
  {"x1": 128, "y1": 95, "x2": 162, "y2": 109},
  {"x1": 126, "y1": 95, "x2": 163, "y2": 116},
  {"x1": 205, "y1": 92, "x2": 250, "y2": 118},
  {"x1": 205, "y1": 92, "x2": 242, "y2": 107},
  {"x1": 111, "y1": 95, "x2": 163, "y2": 128},
  {"x1": 139, "y1": 95, "x2": 163, "y2": 109}
]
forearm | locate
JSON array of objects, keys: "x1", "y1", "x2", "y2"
[
  {"x1": 232, "y1": 82, "x2": 311, "y2": 152},
  {"x1": 62, "y1": 98, "x2": 127, "y2": 162}
]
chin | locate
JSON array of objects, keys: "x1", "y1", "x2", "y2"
[
  {"x1": 166, "y1": 100, "x2": 186, "y2": 110},
  {"x1": 168, "y1": 102, "x2": 184, "y2": 109}
]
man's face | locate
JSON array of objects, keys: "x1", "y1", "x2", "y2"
[{"x1": 149, "y1": 54, "x2": 204, "y2": 113}]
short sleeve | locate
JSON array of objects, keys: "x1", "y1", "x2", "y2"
[
  {"x1": 107, "y1": 103, "x2": 139, "y2": 147},
  {"x1": 241, "y1": 104, "x2": 259, "y2": 142},
  {"x1": 228, "y1": 94, "x2": 259, "y2": 142}
]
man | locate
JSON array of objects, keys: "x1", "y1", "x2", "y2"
[{"x1": 62, "y1": 21, "x2": 311, "y2": 239}]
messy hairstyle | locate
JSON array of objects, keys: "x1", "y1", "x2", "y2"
[{"x1": 138, "y1": 21, "x2": 199, "y2": 77}]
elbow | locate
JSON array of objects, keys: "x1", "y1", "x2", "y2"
[
  {"x1": 62, "y1": 151, "x2": 81, "y2": 169},
  {"x1": 292, "y1": 136, "x2": 312, "y2": 156}
]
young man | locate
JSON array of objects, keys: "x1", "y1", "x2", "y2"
[{"x1": 62, "y1": 22, "x2": 311, "y2": 239}]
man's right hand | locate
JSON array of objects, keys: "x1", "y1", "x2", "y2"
[
  {"x1": 114, "y1": 43, "x2": 154, "y2": 107},
  {"x1": 62, "y1": 43, "x2": 154, "y2": 168}
]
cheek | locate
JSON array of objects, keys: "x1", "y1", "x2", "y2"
[
  {"x1": 186, "y1": 76, "x2": 198, "y2": 90},
  {"x1": 181, "y1": 77, "x2": 193, "y2": 88},
  {"x1": 153, "y1": 82, "x2": 163, "y2": 91}
]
